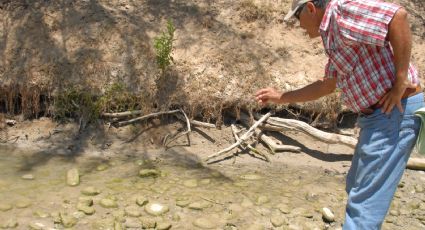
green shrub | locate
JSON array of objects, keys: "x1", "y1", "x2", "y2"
[{"x1": 154, "y1": 20, "x2": 176, "y2": 73}]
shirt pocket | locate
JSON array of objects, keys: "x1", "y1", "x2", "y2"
[{"x1": 326, "y1": 41, "x2": 359, "y2": 76}]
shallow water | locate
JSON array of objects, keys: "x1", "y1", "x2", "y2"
[{"x1": 0, "y1": 145, "x2": 420, "y2": 229}]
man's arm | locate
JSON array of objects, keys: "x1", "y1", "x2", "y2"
[
  {"x1": 255, "y1": 77, "x2": 336, "y2": 105},
  {"x1": 379, "y1": 7, "x2": 413, "y2": 114}
]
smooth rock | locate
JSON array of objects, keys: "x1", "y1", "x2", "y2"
[
  {"x1": 22, "y1": 174, "x2": 35, "y2": 180},
  {"x1": 60, "y1": 213, "x2": 77, "y2": 228},
  {"x1": 139, "y1": 169, "x2": 160, "y2": 177},
  {"x1": 415, "y1": 184, "x2": 424, "y2": 193},
  {"x1": 124, "y1": 206, "x2": 141, "y2": 217},
  {"x1": 15, "y1": 200, "x2": 32, "y2": 208},
  {"x1": 96, "y1": 164, "x2": 109, "y2": 171},
  {"x1": 270, "y1": 214, "x2": 285, "y2": 227},
  {"x1": 125, "y1": 218, "x2": 141, "y2": 228},
  {"x1": 0, "y1": 204, "x2": 12, "y2": 212},
  {"x1": 135, "y1": 196, "x2": 149, "y2": 206},
  {"x1": 100, "y1": 198, "x2": 118, "y2": 208},
  {"x1": 33, "y1": 210, "x2": 49, "y2": 218},
  {"x1": 176, "y1": 198, "x2": 190, "y2": 207},
  {"x1": 389, "y1": 209, "x2": 400, "y2": 216},
  {"x1": 256, "y1": 195, "x2": 270, "y2": 205},
  {"x1": 240, "y1": 174, "x2": 262, "y2": 180},
  {"x1": 246, "y1": 224, "x2": 265, "y2": 230},
  {"x1": 28, "y1": 222, "x2": 45, "y2": 230},
  {"x1": 322, "y1": 207, "x2": 335, "y2": 222},
  {"x1": 200, "y1": 179, "x2": 211, "y2": 185},
  {"x1": 77, "y1": 203, "x2": 95, "y2": 215},
  {"x1": 66, "y1": 168, "x2": 80, "y2": 186},
  {"x1": 276, "y1": 203, "x2": 290, "y2": 214},
  {"x1": 183, "y1": 179, "x2": 198, "y2": 188},
  {"x1": 114, "y1": 221, "x2": 123, "y2": 230},
  {"x1": 188, "y1": 201, "x2": 212, "y2": 210},
  {"x1": 145, "y1": 203, "x2": 169, "y2": 216},
  {"x1": 157, "y1": 221, "x2": 172, "y2": 230},
  {"x1": 193, "y1": 217, "x2": 216, "y2": 229},
  {"x1": 78, "y1": 197, "x2": 93, "y2": 206},
  {"x1": 140, "y1": 217, "x2": 156, "y2": 229},
  {"x1": 81, "y1": 186, "x2": 101, "y2": 196},
  {"x1": 1, "y1": 219, "x2": 18, "y2": 228},
  {"x1": 241, "y1": 198, "x2": 253, "y2": 208}
]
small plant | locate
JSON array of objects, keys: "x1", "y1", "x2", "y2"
[{"x1": 154, "y1": 20, "x2": 176, "y2": 73}]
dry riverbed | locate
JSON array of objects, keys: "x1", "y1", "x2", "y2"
[{"x1": 0, "y1": 117, "x2": 425, "y2": 230}]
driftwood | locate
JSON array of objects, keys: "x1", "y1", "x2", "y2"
[
  {"x1": 104, "y1": 109, "x2": 215, "y2": 128},
  {"x1": 231, "y1": 125, "x2": 270, "y2": 162},
  {"x1": 114, "y1": 110, "x2": 180, "y2": 127},
  {"x1": 254, "y1": 129, "x2": 301, "y2": 154},
  {"x1": 206, "y1": 112, "x2": 272, "y2": 161},
  {"x1": 264, "y1": 116, "x2": 357, "y2": 148},
  {"x1": 164, "y1": 109, "x2": 191, "y2": 147}
]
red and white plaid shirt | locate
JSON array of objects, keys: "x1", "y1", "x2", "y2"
[{"x1": 320, "y1": 0, "x2": 420, "y2": 112}]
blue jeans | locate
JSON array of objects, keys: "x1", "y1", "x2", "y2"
[{"x1": 343, "y1": 93, "x2": 424, "y2": 230}]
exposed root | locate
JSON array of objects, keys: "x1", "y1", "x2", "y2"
[
  {"x1": 164, "y1": 109, "x2": 191, "y2": 147},
  {"x1": 114, "y1": 110, "x2": 180, "y2": 127}
]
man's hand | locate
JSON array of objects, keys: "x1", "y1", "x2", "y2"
[
  {"x1": 255, "y1": 88, "x2": 283, "y2": 105},
  {"x1": 378, "y1": 82, "x2": 407, "y2": 114}
]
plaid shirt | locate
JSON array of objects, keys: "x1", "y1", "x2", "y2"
[{"x1": 320, "y1": 0, "x2": 420, "y2": 112}]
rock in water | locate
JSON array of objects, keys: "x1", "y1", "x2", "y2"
[
  {"x1": 139, "y1": 169, "x2": 160, "y2": 177},
  {"x1": 144, "y1": 203, "x2": 169, "y2": 216},
  {"x1": 21, "y1": 174, "x2": 35, "y2": 180},
  {"x1": 193, "y1": 217, "x2": 217, "y2": 229},
  {"x1": 66, "y1": 168, "x2": 80, "y2": 186},
  {"x1": 81, "y1": 186, "x2": 101, "y2": 196},
  {"x1": 322, "y1": 207, "x2": 335, "y2": 222},
  {"x1": 100, "y1": 199, "x2": 118, "y2": 208}
]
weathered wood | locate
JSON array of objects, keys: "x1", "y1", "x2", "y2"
[
  {"x1": 165, "y1": 109, "x2": 191, "y2": 146},
  {"x1": 102, "y1": 110, "x2": 144, "y2": 118},
  {"x1": 254, "y1": 129, "x2": 301, "y2": 154},
  {"x1": 407, "y1": 158, "x2": 425, "y2": 171},
  {"x1": 206, "y1": 112, "x2": 272, "y2": 161},
  {"x1": 231, "y1": 125, "x2": 270, "y2": 162},
  {"x1": 174, "y1": 113, "x2": 216, "y2": 128},
  {"x1": 115, "y1": 110, "x2": 180, "y2": 127}
]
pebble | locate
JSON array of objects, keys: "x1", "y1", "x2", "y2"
[
  {"x1": 66, "y1": 168, "x2": 80, "y2": 186},
  {"x1": 156, "y1": 221, "x2": 172, "y2": 230},
  {"x1": 183, "y1": 179, "x2": 198, "y2": 188},
  {"x1": 193, "y1": 217, "x2": 217, "y2": 229},
  {"x1": 240, "y1": 174, "x2": 262, "y2": 180},
  {"x1": 21, "y1": 174, "x2": 35, "y2": 180},
  {"x1": 1, "y1": 219, "x2": 18, "y2": 228},
  {"x1": 415, "y1": 184, "x2": 424, "y2": 193},
  {"x1": 100, "y1": 198, "x2": 118, "y2": 208},
  {"x1": 0, "y1": 204, "x2": 12, "y2": 212},
  {"x1": 33, "y1": 210, "x2": 49, "y2": 218},
  {"x1": 60, "y1": 212, "x2": 77, "y2": 228},
  {"x1": 200, "y1": 179, "x2": 211, "y2": 185},
  {"x1": 389, "y1": 209, "x2": 400, "y2": 216},
  {"x1": 255, "y1": 195, "x2": 270, "y2": 205},
  {"x1": 270, "y1": 214, "x2": 285, "y2": 227},
  {"x1": 124, "y1": 206, "x2": 141, "y2": 217},
  {"x1": 140, "y1": 217, "x2": 157, "y2": 229},
  {"x1": 321, "y1": 207, "x2": 335, "y2": 222},
  {"x1": 125, "y1": 218, "x2": 141, "y2": 228},
  {"x1": 276, "y1": 203, "x2": 290, "y2": 214},
  {"x1": 15, "y1": 200, "x2": 32, "y2": 208},
  {"x1": 81, "y1": 186, "x2": 101, "y2": 196},
  {"x1": 145, "y1": 203, "x2": 169, "y2": 216},
  {"x1": 77, "y1": 203, "x2": 96, "y2": 215},
  {"x1": 241, "y1": 198, "x2": 254, "y2": 208},
  {"x1": 188, "y1": 201, "x2": 212, "y2": 210},
  {"x1": 78, "y1": 197, "x2": 93, "y2": 206},
  {"x1": 96, "y1": 164, "x2": 109, "y2": 171},
  {"x1": 135, "y1": 196, "x2": 149, "y2": 206},
  {"x1": 28, "y1": 222, "x2": 45, "y2": 230},
  {"x1": 139, "y1": 169, "x2": 160, "y2": 177}
]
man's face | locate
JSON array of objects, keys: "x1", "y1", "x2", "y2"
[{"x1": 298, "y1": 2, "x2": 321, "y2": 38}]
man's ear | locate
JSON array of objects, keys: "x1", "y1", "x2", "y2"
[{"x1": 306, "y1": 2, "x2": 317, "y2": 14}]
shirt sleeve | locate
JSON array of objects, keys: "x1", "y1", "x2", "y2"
[
  {"x1": 336, "y1": 0, "x2": 401, "y2": 46},
  {"x1": 325, "y1": 59, "x2": 338, "y2": 80}
]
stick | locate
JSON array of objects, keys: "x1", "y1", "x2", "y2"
[
  {"x1": 254, "y1": 129, "x2": 301, "y2": 154},
  {"x1": 165, "y1": 109, "x2": 191, "y2": 146},
  {"x1": 206, "y1": 112, "x2": 272, "y2": 161},
  {"x1": 115, "y1": 110, "x2": 180, "y2": 127},
  {"x1": 264, "y1": 116, "x2": 357, "y2": 148},
  {"x1": 231, "y1": 125, "x2": 270, "y2": 162},
  {"x1": 174, "y1": 113, "x2": 216, "y2": 128},
  {"x1": 102, "y1": 110, "x2": 144, "y2": 118}
]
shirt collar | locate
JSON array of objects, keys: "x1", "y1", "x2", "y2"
[{"x1": 319, "y1": 0, "x2": 338, "y2": 32}]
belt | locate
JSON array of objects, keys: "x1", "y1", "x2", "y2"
[{"x1": 360, "y1": 85, "x2": 422, "y2": 115}]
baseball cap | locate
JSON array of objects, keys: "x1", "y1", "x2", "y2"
[{"x1": 284, "y1": 0, "x2": 311, "y2": 21}]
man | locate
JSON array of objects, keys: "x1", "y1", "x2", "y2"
[{"x1": 255, "y1": 0, "x2": 423, "y2": 229}]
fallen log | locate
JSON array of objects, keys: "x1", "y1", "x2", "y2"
[{"x1": 114, "y1": 110, "x2": 180, "y2": 127}]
